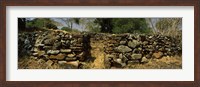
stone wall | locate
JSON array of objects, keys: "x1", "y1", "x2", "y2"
[
  {"x1": 91, "y1": 33, "x2": 182, "y2": 68},
  {"x1": 18, "y1": 31, "x2": 182, "y2": 69}
]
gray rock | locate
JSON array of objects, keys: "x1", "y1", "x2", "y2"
[
  {"x1": 128, "y1": 40, "x2": 140, "y2": 48},
  {"x1": 47, "y1": 50, "x2": 60, "y2": 55},
  {"x1": 141, "y1": 57, "x2": 148, "y2": 63},
  {"x1": 58, "y1": 61, "x2": 67, "y2": 65},
  {"x1": 60, "y1": 49, "x2": 72, "y2": 53},
  {"x1": 119, "y1": 41, "x2": 126, "y2": 45},
  {"x1": 115, "y1": 45, "x2": 132, "y2": 53},
  {"x1": 119, "y1": 53, "x2": 123, "y2": 59},
  {"x1": 131, "y1": 54, "x2": 142, "y2": 59},
  {"x1": 32, "y1": 53, "x2": 38, "y2": 56}
]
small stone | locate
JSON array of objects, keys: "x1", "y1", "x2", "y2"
[
  {"x1": 49, "y1": 54, "x2": 66, "y2": 60},
  {"x1": 67, "y1": 54, "x2": 76, "y2": 58},
  {"x1": 119, "y1": 53, "x2": 123, "y2": 59},
  {"x1": 153, "y1": 52, "x2": 163, "y2": 59},
  {"x1": 119, "y1": 41, "x2": 126, "y2": 45},
  {"x1": 131, "y1": 54, "x2": 142, "y2": 59},
  {"x1": 115, "y1": 58, "x2": 122, "y2": 64},
  {"x1": 46, "y1": 60, "x2": 53, "y2": 66},
  {"x1": 58, "y1": 61, "x2": 67, "y2": 65},
  {"x1": 106, "y1": 54, "x2": 115, "y2": 59},
  {"x1": 60, "y1": 49, "x2": 72, "y2": 53},
  {"x1": 38, "y1": 51, "x2": 45, "y2": 57},
  {"x1": 47, "y1": 50, "x2": 60, "y2": 55},
  {"x1": 65, "y1": 57, "x2": 77, "y2": 61},
  {"x1": 32, "y1": 53, "x2": 38, "y2": 56},
  {"x1": 141, "y1": 57, "x2": 148, "y2": 63},
  {"x1": 65, "y1": 61, "x2": 79, "y2": 69},
  {"x1": 115, "y1": 45, "x2": 132, "y2": 53}
]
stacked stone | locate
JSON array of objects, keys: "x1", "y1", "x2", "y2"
[
  {"x1": 18, "y1": 32, "x2": 38, "y2": 57},
  {"x1": 30, "y1": 31, "x2": 85, "y2": 68},
  {"x1": 104, "y1": 33, "x2": 182, "y2": 68}
]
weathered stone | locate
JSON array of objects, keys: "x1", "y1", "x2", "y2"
[
  {"x1": 106, "y1": 54, "x2": 115, "y2": 59},
  {"x1": 65, "y1": 61, "x2": 79, "y2": 69},
  {"x1": 141, "y1": 57, "x2": 148, "y2": 63},
  {"x1": 119, "y1": 53, "x2": 123, "y2": 59},
  {"x1": 49, "y1": 54, "x2": 66, "y2": 60},
  {"x1": 128, "y1": 40, "x2": 140, "y2": 48},
  {"x1": 153, "y1": 52, "x2": 163, "y2": 59},
  {"x1": 60, "y1": 49, "x2": 72, "y2": 53},
  {"x1": 115, "y1": 45, "x2": 132, "y2": 53},
  {"x1": 119, "y1": 41, "x2": 126, "y2": 45},
  {"x1": 46, "y1": 60, "x2": 53, "y2": 66},
  {"x1": 131, "y1": 54, "x2": 142, "y2": 59},
  {"x1": 65, "y1": 57, "x2": 77, "y2": 61},
  {"x1": 145, "y1": 54, "x2": 151, "y2": 59},
  {"x1": 32, "y1": 53, "x2": 38, "y2": 56},
  {"x1": 38, "y1": 51, "x2": 45, "y2": 57},
  {"x1": 67, "y1": 54, "x2": 76, "y2": 58},
  {"x1": 47, "y1": 50, "x2": 60, "y2": 55},
  {"x1": 58, "y1": 61, "x2": 67, "y2": 65}
]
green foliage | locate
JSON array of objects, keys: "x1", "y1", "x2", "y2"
[
  {"x1": 26, "y1": 18, "x2": 57, "y2": 29},
  {"x1": 61, "y1": 27, "x2": 80, "y2": 33},
  {"x1": 112, "y1": 18, "x2": 149, "y2": 34},
  {"x1": 61, "y1": 27, "x2": 71, "y2": 31},
  {"x1": 91, "y1": 18, "x2": 150, "y2": 34}
]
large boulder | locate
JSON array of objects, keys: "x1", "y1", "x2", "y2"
[
  {"x1": 115, "y1": 45, "x2": 132, "y2": 53},
  {"x1": 128, "y1": 40, "x2": 140, "y2": 48},
  {"x1": 131, "y1": 54, "x2": 142, "y2": 60}
]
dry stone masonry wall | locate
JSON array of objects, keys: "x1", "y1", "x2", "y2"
[{"x1": 18, "y1": 31, "x2": 182, "y2": 69}]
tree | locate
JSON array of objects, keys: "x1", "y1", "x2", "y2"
[
  {"x1": 92, "y1": 18, "x2": 150, "y2": 34},
  {"x1": 26, "y1": 18, "x2": 58, "y2": 29},
  {"x1": 60, "y1": 18, "x2": 80, "y2": 31},
  {"x1": 112, "y1": 18, "x2": 149, "y2": 34},
  {"x1": 18, "y1": 18, "x2": 26, "y2": 31},
  {"x1": 155, "y1": 18, "x2": 182, "y2": 36},
  {"x1": 94, "y1": 18, "x2": 113, "y2": 33}
]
